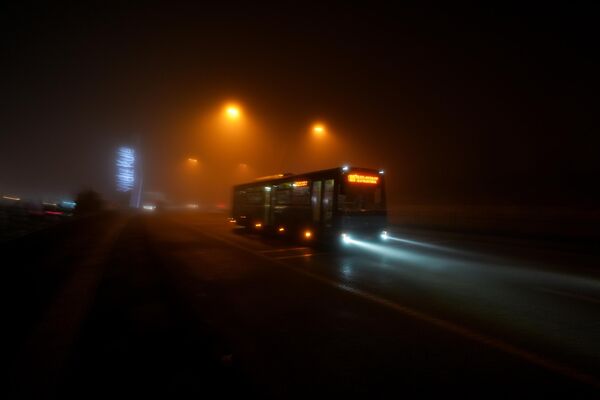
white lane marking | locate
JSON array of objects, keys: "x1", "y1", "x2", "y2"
[
  {"x1": 273, "y1": 253, "x2": 326, "y2": 260},
  {"x1": 260, "y1": 247, "x2": 310, "y2": 254},
  {"x1": 537, "y1": 287, "x2": 600, "y2": 305},
  {"x1": 199, "y1": 229, "x2": 600, "y2": 390}
]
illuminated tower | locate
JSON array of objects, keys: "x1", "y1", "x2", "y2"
[{"x1": 116, "y1": 146, "x2": 142, "y2": 208}]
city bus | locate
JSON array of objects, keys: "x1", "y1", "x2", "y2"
[{"x1": 231, "y1": 166, "x2": 387, "y2": 244}]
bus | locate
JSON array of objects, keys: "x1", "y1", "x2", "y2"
[{"x1": 231, "y1": 166, "x2": 388, "y2": 244}]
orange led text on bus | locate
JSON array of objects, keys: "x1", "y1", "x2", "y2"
[{"x1": 347, "y1": 174, "x2": 379, "y2": 184}]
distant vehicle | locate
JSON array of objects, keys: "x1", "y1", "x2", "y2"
[
  {"x1": 231, "y1": 166, "x2": 387, "y2": 244},
  {"x1": 42, "y1": 203, "x2": 65, "y2": 216}
]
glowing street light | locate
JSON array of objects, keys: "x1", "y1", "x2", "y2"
[
  {"x1": 312, "y1": 123, "x2": 326, "y2": 137},
  {"x1": 223, "y1": 103, "x2": 242, "y2": 120},
  {"x1": 187, "y1": 157, "x2": 198, "y2": 165}
]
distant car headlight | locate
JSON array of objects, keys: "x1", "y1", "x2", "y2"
[{"x1": 380, "y1": 231, "x2": 388, "y2": 240}]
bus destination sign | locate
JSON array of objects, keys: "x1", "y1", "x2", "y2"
[{"x1": 347, "y1": 174, "x2": 379, "y2": 184}]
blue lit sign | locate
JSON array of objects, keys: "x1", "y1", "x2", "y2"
[{"x1": 116, "y1": 146, "x2": 136, "y2": 192}]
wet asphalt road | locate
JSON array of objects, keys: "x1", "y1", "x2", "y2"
[{"x1": 5, "y1": 211, "x2": 600, "y2": 398}]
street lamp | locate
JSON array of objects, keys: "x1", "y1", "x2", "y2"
[
  {"x1": 223, "y1": 103, "x2": 242, "y2": 120},
  {"x1": 312, "y1": 123, "x2": 326, "y2": 137}
]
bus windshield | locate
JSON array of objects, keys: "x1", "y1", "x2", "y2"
[{"x1": 339, "y1": 181, "x2": 384, "y2": 212}]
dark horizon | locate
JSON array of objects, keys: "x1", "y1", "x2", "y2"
[{"x1": 1, "y1": 3, "x2": 597, "y2": 207}]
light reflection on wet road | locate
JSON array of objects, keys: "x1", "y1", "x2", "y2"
[{"x1": 169, "y1": 212, "x2": 600, "y2": 388}]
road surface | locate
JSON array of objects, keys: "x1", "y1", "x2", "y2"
[{"x1": 5, "y1": 211, "x2": 600, "y2": 398}]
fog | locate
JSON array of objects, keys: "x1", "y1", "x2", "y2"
[{"x1": 1, "y1": 4, "x2": 597, "y2": 208}]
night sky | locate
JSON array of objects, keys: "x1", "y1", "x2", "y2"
[{"x1": 1, "y1": 3, "x2": 596, "y2": 206}]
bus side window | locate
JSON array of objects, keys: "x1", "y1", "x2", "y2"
[
  {"x1": 246, "y1": 187, "x2": 263, "y2": 205},
  {"x1": 337, "y1": 194, "x2": 345, "y2": 211},
  {"x1": 234, "y1": 189, "x2": 245, "y2": 213},
  {"x1": 337, "y1": 181, "x2": 346, "y2": 211},
  {"x1": 292, "y1": 185, "x2": 310, "y2": 205},
  {"x1": 275, "y1": 185, "x2": 292, "y2": 205},
  {"x1": 323, "y1": 179, "x2": 334, "y2": 224},
  {"x1": 311, "y1": 181, "x2": 322, "y2": 222}
]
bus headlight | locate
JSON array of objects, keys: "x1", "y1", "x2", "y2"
[
  {"x1": 380, "y1": 231, "x2": 388, "y2": 241},
  {"x1": 341, "y1": 233, "x2": 352, "y2": 245}
]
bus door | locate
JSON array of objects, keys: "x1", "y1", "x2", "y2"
[
  {"x1": 323, "y1": 179, "x2": 334, "y2": 227},
  {"x1": 311, "y1": 181, "x2": 322, "y2": 223},
  {"x1": 264, "y1": 187, "x2": 272, "y2": 226}
]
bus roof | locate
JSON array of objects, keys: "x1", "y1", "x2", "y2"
[{"x1": 233, "y1": 166, "x2": 381, "y2": 190}]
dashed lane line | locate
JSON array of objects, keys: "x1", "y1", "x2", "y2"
[
  {"x1": 259, "y1": 247, "x2": 311, "y2": 254},
  {"x1": 273, "y1": 253, "x2": 327, "y2": 260}
]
